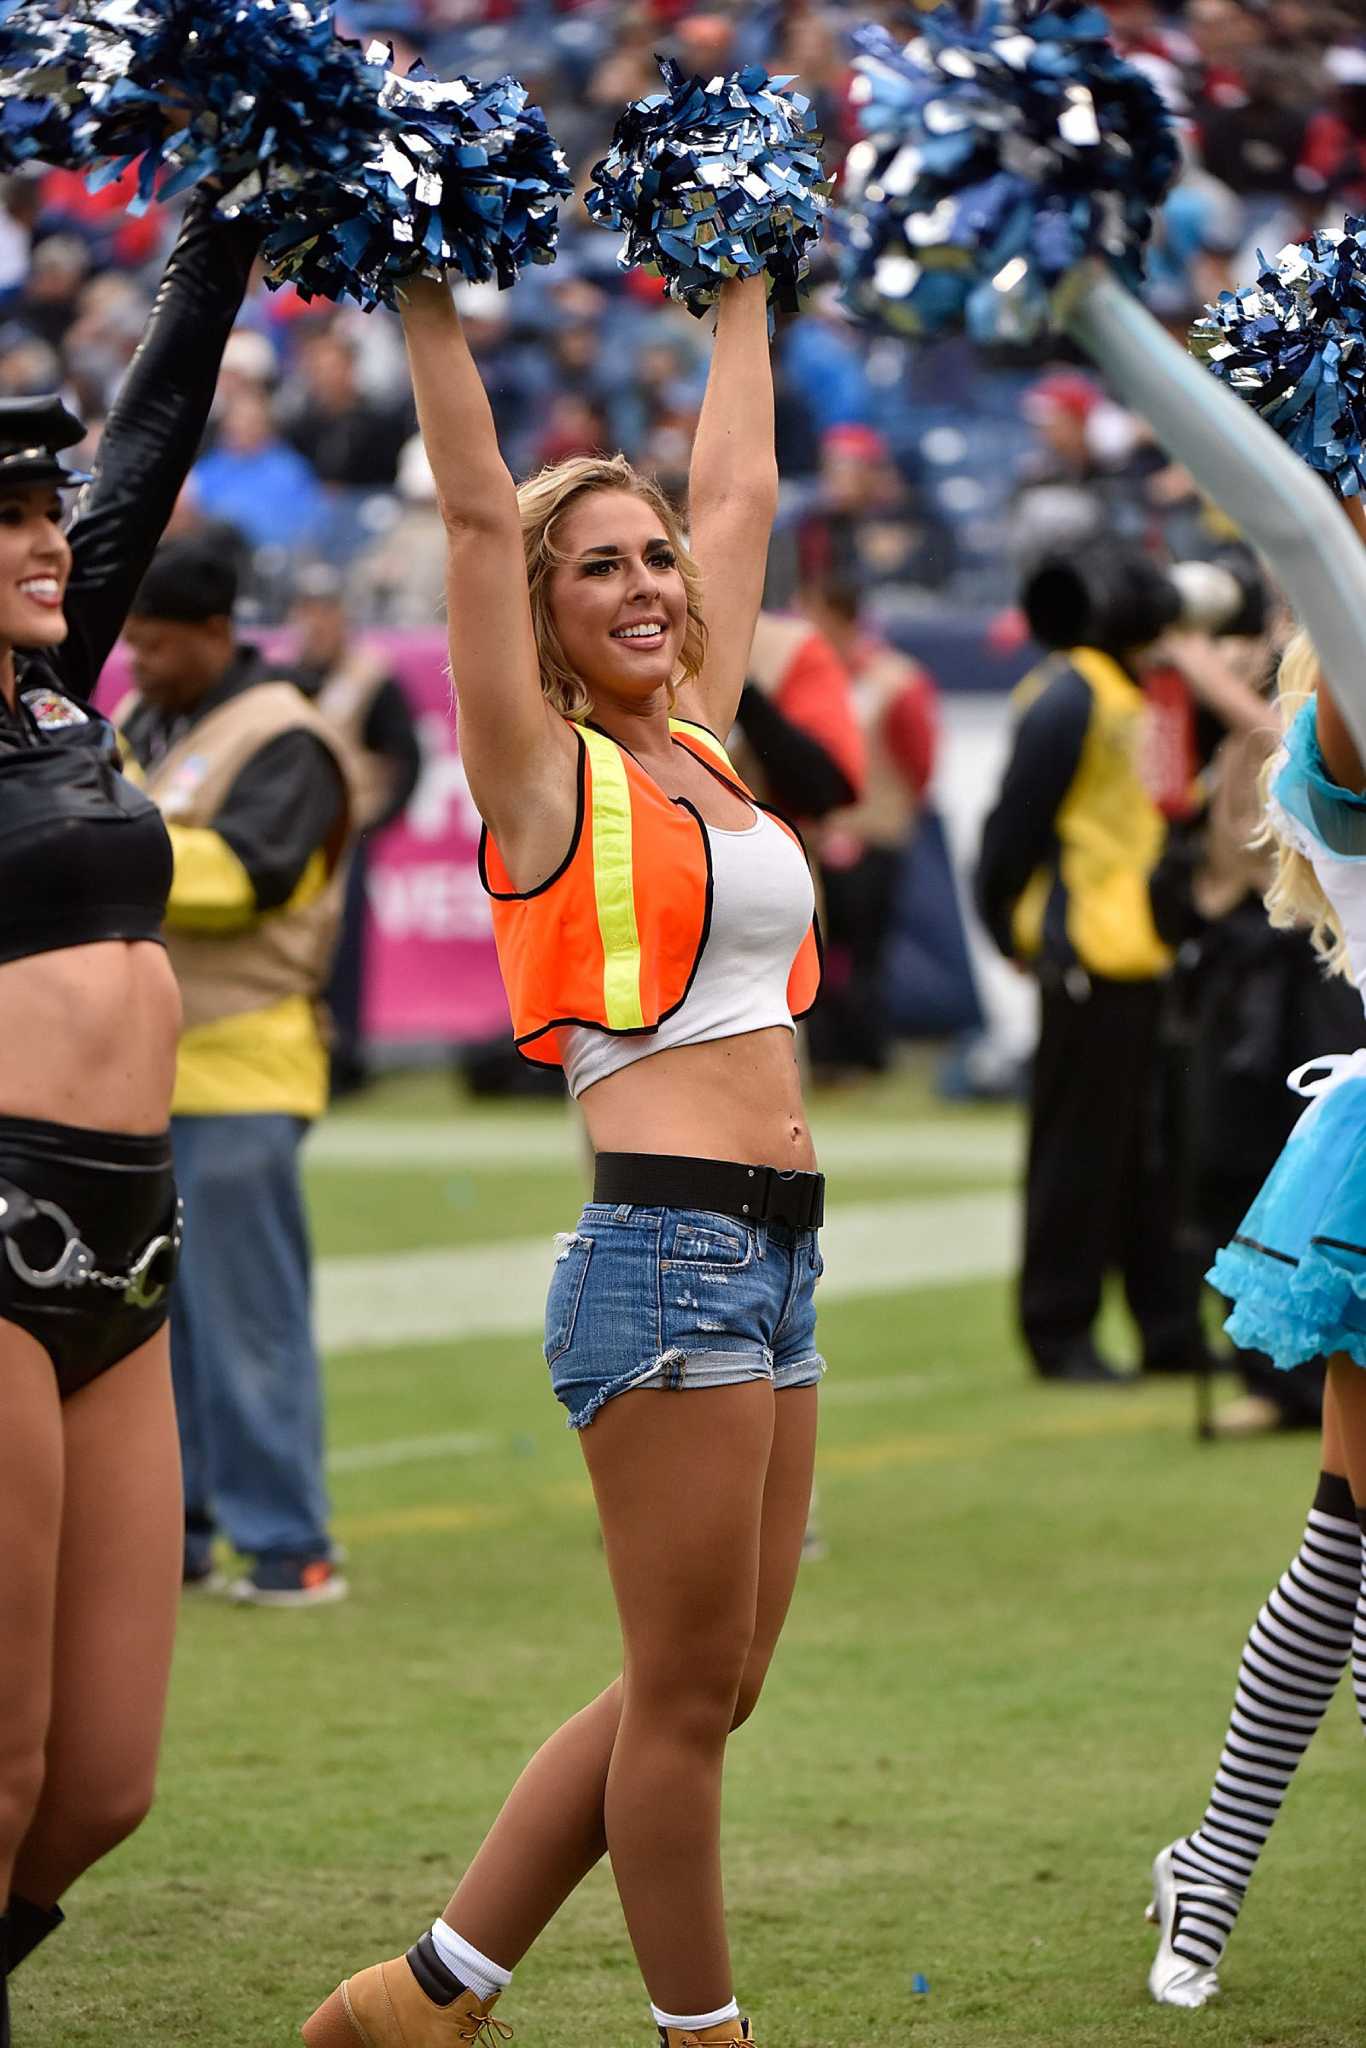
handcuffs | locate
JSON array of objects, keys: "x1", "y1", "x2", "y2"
[{"x1": 0, "y1": 1178, "x2": 182, "y2": 1311}]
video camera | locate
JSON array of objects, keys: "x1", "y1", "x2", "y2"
[{"x1": 1022, "y1": 539, "x2": 1268, "y2": 659}]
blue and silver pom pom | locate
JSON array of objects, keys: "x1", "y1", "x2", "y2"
[
  {"x1": 837, "y1": 0, "x2": 1178, "y2": 343},
  {"x1": 0, "y1": 0, "x2": 390, "y2": 207},
  {"x1": 586, "y1": 56, "x2": 828, "y2": 320},
  {"x1": 0, "y1": 3, "x2": 131, "y2": 175},
  {"x1": 0, "y1": 1, "x2": 570, "y2": 309},
  {"x1": 248, "y1": 55, "x2": 572, "y2": 309},
  {"x1": 1190, "y1": 219, "x2": 1366, "y2": 500}
]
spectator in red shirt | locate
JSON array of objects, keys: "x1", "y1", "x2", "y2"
[
  {"x1": 733, "y1": 606, "x2": 866, "y2": 827},
  {"x1": 801, "y1": 572, "x2": 940, "y2": 1077},
  {"x1": 1297, "y1": 44, "x2": 1366, "y2": 211},
  {"x1": 38, "y1": 167, "x2": 163, "y2": 270}
]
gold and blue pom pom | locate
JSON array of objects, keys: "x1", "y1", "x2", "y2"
[
  {"x1": 1190, "y1": 218, "x2": 1366, "y2": 501},
  {"x1": 246, "y1": 55, "x2": 572, "y2": 309},
  {"x1": 585, "y1": 55, "x2": 829, "y2": 322},
  {"x1": 837, "y1": 0, "x2": 1178, "y2": 344}
]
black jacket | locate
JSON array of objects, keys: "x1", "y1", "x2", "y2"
[{"x1": 19, "y1": 190, "x2": 261, "y2": 717}]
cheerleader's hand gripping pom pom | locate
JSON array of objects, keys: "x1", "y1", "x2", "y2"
[
  {"x1": 0, "y1": 2, "x2": 570, "y2": 309},
  {"x1": 837, "y1": 0, "x2": 1178, "y2": 344},
  {"x1": 585, "y1": 55, "x2": 829, "y2": 322},
  {"x1": 1190, "y1": 218, "x2": 1366, "y2": 502},
  {"x1": 243, "y1": 54, "x2": 572, "y2": 310},
  {"x1": 0, "y1": 0, "x2": 391, "y2": 209}
]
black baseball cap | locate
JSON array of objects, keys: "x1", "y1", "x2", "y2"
[
  {"x1": 130, "y1": 537, "x2": 241, "y2": 625},
  {"x1": 0, "y1": 393, "x2": 92, "y2": 490}
]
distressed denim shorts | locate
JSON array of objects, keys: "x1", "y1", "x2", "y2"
[{"x1": 544, "y1": 1203, "x2": 826, "y2": 1429}]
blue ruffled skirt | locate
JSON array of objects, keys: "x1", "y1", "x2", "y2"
[{"x1": 1207, "y1": 1057, "x2": 1366, "y2": 1372}]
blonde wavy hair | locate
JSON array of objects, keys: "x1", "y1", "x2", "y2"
[
  {"x1": 515, "y1": 454, "x2": 708, "y2": 721},
  {"x1": 1258, "y1": 628, "x2": 1350, "y2": 976}
]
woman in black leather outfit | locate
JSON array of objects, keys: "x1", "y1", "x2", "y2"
[{"x1": 0, "y1": 191, "x2": 259, "y2": 2041}]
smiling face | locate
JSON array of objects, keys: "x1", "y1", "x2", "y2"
[
  {"x1": 544, "y1": 489, "x2": 689, "y2": 709},
  {"x1": 0, "y1": 482, "x2": 71, "y2": 659}
]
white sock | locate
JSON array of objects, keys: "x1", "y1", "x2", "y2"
[
  {"x1": 428, "y1": 1921, "x2": 513, "y2": 2002},
  {"x1": 651, "y1": 1999, "x2": 740, "y2": 2031}
]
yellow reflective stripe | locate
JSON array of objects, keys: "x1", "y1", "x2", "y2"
[
  {"x1": 283, "y1": 848, "x2": 329, "y2": 913},
  {"x1": 164, "y1": 825, "x2": 257, "y2": 933},
  {"x1": 577, "y1": 726, "x2": 645, "y2": 1031},
  {"x1": 669, "y1": 717, "x2": 734, "y2": 772}
]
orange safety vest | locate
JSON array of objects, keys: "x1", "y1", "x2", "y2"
[{"x1": 481, "y1": 717, "x2": 822, "y2": 1066}]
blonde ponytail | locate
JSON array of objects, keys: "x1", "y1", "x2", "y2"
[{"x1": 1257, "y1": 630, "x2": 1350, "y2": 977}]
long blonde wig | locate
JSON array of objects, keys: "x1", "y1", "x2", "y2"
[
  {"x1": 1259, "y1": 629, "x2": 1350, "y2": 977},
  {"x1": 515, "y1": 454, "x2": 708, "y2": 721}
]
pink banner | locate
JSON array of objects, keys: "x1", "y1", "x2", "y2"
[
  {"x1": 355, "y1": 630, "x2": 509, "y2": 1045},
  {"x1": 99, "y1": 629, "x2": 510, "y2": 1047}
]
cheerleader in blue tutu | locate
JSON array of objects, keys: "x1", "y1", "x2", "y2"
[
  {"x1": 1138, "y1": 609, "x2": 1366, "y2": 2009},
  {"x1": 1051, "y1": 264, "x2": 1366, "y2": 2010},
  {"x1": 1044, "y1": 265, "x2": 1366, "y2": 2005},
  {"x1": 835, "y1": 9, "x2": 1366, "y2": 2019},
  {"x1": 1209, "y1": 626, "x2": 1366, "y2": 1380}
]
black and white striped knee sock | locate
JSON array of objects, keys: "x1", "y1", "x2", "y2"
[
  {"x1": 1169, "y1": 1472, "x2": 1361, "y2": 1970},
  {"x1": 1355, "y1": 1506, "x2": 1366, "y2": 1735}
]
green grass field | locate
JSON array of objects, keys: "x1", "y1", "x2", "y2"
[{"x1": 20, "y1": 1067, "x2": 1365, "y2": 2048}]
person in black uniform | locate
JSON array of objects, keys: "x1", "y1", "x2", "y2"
[
  {"x1": 974, "y1": 565, "x2": 1204, "y2": 1385},
  {"x1": 1151, "y1": 723, "x2": 1366, "y2": 1432},
  {"x1": 0, "y1": 191, "x2": 258, "y2": 2041}
]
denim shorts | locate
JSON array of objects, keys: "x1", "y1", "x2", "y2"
[{"x1": 544, "y1": 1203, "x2": 826, "y2": 1429}]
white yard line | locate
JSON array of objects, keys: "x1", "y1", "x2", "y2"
[
  {"x1": 308, "y1": 1115, "x2": 1022, "y2": 1180},
  {"x1": 316, "y1": 1189, "x2": 1018, "y2": 1356},
  {"x1": 328, "y1": 1430, "x2": 499, "y2": 1473},
  {"x1": 326, "y1": 1369, "x2": 965, "y2": 1476}
]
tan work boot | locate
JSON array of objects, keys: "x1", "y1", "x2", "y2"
[
  {"x1": 300, "y1": 1942, "x2": 512, "y2": 2048},
  {"x1": 657, "y1": 2021, "x2": 755, "y2": 2048}
]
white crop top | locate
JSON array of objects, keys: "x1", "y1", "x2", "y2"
[{"x1": 559, "y1": 805, "x2": 816, "y2": 1099}]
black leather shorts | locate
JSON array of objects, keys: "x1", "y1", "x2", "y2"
[{"x1": 0, "y1": 1116, "x2": 178, "y2": 1399}]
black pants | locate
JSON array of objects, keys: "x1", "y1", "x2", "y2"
[
  {"x1": 326, "y1": 840, "x2": 369, "y2": 1089},
  {"x1": 1022, "y1": 973, "x2": 1200, "y2": 1374}
]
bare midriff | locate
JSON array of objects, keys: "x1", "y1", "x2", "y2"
[
  {"x1": 578, "y1": 1025, "x2": 817, "y2": 1173},
  {"x1": 0, "y1": 941, "x2": 181, "y2": 1134}
]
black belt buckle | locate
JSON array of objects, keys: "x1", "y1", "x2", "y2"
[{"x1": 749, "y1": 1165, "x2": 824, "y2": 1231}]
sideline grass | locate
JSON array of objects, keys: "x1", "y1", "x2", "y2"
[{"x1": 18, "y1": 1071, "x2": 1362, "y2": 2047}]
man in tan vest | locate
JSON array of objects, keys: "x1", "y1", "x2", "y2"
[
  {"x1": 118, "y1": 538, "x2": 354, "y2": 1607},
  {"x1": 282, "y1": 563, "x2": 420, "y2": 1098}
]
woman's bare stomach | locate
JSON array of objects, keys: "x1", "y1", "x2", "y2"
[
  {"x1": 0, "y1": 942, "x2": 181, "y2": 1134},
  {"x1": 578, "y1": 1027, "x2": 818, "y2": 1172}
]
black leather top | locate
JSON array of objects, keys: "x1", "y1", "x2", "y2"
[{"x1": 0, "y1": 191, "x2": 260, "y2": 967}]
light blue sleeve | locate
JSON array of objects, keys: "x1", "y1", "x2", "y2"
[
  {"x1": 1059, "y1": 264, "x2": 1366, "y2": 765},
  {"x1": 1271, "y1": 700, "x2": 1366, "y2": 862}
]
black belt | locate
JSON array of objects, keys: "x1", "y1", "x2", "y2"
[{"x1": 593, "y1": 1153, "x2": 825, "y2": 1230}]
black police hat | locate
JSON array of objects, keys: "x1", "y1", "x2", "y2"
[{"x1": 0, "y1": 394, "x2": 92, "y2": 491}]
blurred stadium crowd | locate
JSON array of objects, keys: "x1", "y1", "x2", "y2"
[{"x1": 0, "y1": 0, "x2": 1362, "y2": 629}]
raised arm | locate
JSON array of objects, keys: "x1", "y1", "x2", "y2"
[
  {"x1": 398, "y1": 278, "x2": 569, "y2": 847},
  {"x1": 1317, "y1": 495, "x2": 1366, "y2": 795},
  {"x1": 1059, "y1": 261, "x2": 1366, "y2": 770},
  {"x1": 58, "y1": 189, "x2": 261, "y2": 700},
  {"x1": 675, "y1": 275, "x2": 779, "y2": 737}
]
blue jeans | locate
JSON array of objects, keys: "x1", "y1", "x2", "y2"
[
  {"x1": 171, "y1": 1114, "x2": 332, "y2": 1562},
  {"x1": 545, "y1": 1204, "x2": 826, "y2": 1430}
]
